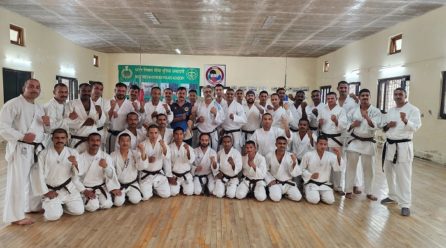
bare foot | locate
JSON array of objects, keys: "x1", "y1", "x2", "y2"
[
  {"x1": 12, "y1": 218, "x2": 35, "y2": 225},
  {"x1": 367, "y1": 194, "x2": 378, "y2": 201},
  {"x1": 353, "y1": 186, "x2": 362, "y2": 194},
  {"x1": 345, "y1": 193, "x2": 353, "y2": 199}
]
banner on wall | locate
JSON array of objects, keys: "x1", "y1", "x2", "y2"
[
  {"x1": 118, "y1": 65, "x2": 200, "y2": 100},
  {"x1": 204, "y1": 64, "x2": 226, "y2": 86}
]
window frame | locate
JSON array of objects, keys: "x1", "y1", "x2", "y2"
[
  {"x1": 440, "y1": 71, "x2": 446, "y2": 119},
  {"x1": 377, "y1": 75, "x2": 410, "y2": 113},
  {"x1": 10, "y1": 24, "x2": 25, "y2": 46},
  {"x1": 389, "y1": 34, "x2": 402, "y2": 55},
  {"x1": 56, "y1": 75, "x2": 78, "y2": 101},
  {"x1": 93, "y1": 55, "x2": 99, "y2": 67},
  {"x1": 348, "y1": 82, "x2": 361, "y2": 95},
  {"x1": 320, "y1": 85, "x2": 332, "y2": 104}
]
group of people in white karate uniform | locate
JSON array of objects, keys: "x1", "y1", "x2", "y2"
[{"x1": 0, "y1": 79, "x2": 421, "y2": 225}]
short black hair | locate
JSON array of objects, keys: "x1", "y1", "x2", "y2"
[
  {"x1": 337, "y1": 81, "x2": 349, "y2": 87},
  {"x1": 177, "y1": 87, "x2": 187, "y2": 92},
  {"x1": 173, "y1": 127, "x2": 184, "y2": 133},
  {"x1": 90, "y1": 81, "x2": 103, "y2": 87},
  {"x1": 276, "y1": 87, "x2": 286, "y2": 93},
  {"x1": 151, "y1": 86, "x2": 161, "y2": 92},
  {"x1": 215, "y1": 83, "x2": 224, "y2": 88},
  {"x1": 126, "y1": 112, "x2": 139, "y2": 119},
  {"x1": 88, "y1": 132, "x2": 101, "y2": 140},
  {"x1": 221, "y1": 135, "x2": 232, "y2": 142},
  {"x1": 327, "y1": 92, "x2": 337, "y2": 97},
  {"x1": 147, "y1": 124, "x2": 159, "y2": 131},
  {"x1": 276, "y1": 136, "x2": 287, "y2": 143},
  {"x1": 199, "y1": 132, "x2": 210, "y2": 140},
  {"x1": 79, "y1": 83, "x2": 91, "y2": 89},
  {"x1": 189, "y1": 89, "x2": 197, "y2": 94},
  {"x1": 53, "y1": 83, "x2": 67, "y2": 90},
  {"x1": 115, "y1": 82, "x2": 127, "y2": 88},
  {"x1": 245, "y1": 140, "x2": 256, "y2": 147},
  {"x1": 118, "y1": 133, "x2": 131, "y2": 141},
  {"x1": 317, "y1": 135, "x2": 328, "y2": 142},
  {"x1": 130, "y1": 84, "x2": 140, "y2": 91},
  {"x1": 52, "y1": 128, "x2": 68, "y2": 136},
  {"x1": 394, "y1": 87, "x2": 407, "y2": 95},
  {"x1": 259, "y1": 90, "x2": 268, "y2": 96},
  {"x1": 156, "y1": 113, "x2": 167, "y2": 119},
  {"x1": 359, "y1": 88, "x2": 370, "y2": 95}
]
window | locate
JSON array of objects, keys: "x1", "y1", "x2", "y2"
[
  {"x1": 56, "y1": 76, "x2": 78, "y2": 100},
  {"x1": 323, "y1": 61, "x2": 329, "y2": 72},
  {"x1": 440, "y1": 71, "x2": 446, "y2": 119},
  {"x1": 389, "y1": 34, "x2": 402, "y2": 54},
  {"x1": 320, "y1": 85, "x2": 332, "y2": 104},
  {"x1": 10, "y1": 24, "x2": 24, "y2": 46},
  {"x1": 93, "y1": 55, "x2": 99, "y2": 67},
  {"x1": 349, "y1": 82, "x2": 361, "y2": 95},
  {"x1": 377, "y1": 75, "x2": 410, "y2": 113}
]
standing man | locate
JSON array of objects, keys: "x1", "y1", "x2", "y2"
[
  {"x1": 381, "y1": 88, "x2": 421, "y2": 216},
  {"x1": 250, "y1": 113, "x2": 291, "y2": 157},
  {"x1": 269, "y1": 93, "x2": 292, "y2": 128},
  {"x1": 317, "y1": 92, "x2": 348, "y2": 194},
  {"x1": 241, "y1": 90, "x2": 263, "y2": 144},
  {"x1": 163, "y1": 88, "x2": 174, "y2": 106},
  {"x1": 91, "y1": 81, "x2": 107, "y2": 149},
  {"x1": 220, "y1": 88, "x2": 247, "y2": 152},
  {"x1": 258, "y1": 90, "x2": 272, "y2": 112},
  {"x1": 128, "y1": 84, "x2": 145, "y2": 114},
  {"x1": 235, "y1": 89, "x2": 245, "y2": 105},
  {"x1": 194, "y1": 86, "x2": 224, "y2": 151},
  {"x1": 214, "y1": 83, "x2": 228, "y2": 110},
  {"x1": 289, "y1": 91, "x2": 308, "y2": 133},
  {"x1": 301, "y1": 136, "x2": 344, "y2": 205},
  {"x1": 307, "y1": 90, "x2": 325, "y2": 134},
  {"x1": 0, "y1": 79, "x2": 46, "y2": 225},
  {"x1": 144, "y1": 87, "x2": 173, "y2": 125},
  {"x1": 44, "y1": 83, "x2": 70, "y2": 132},
  {"x1": 345, "y1": 89, "x2": 382, "y2": 200},
  {"x1": 66, "y1": 83, "x2": 105, "y2": 153},
  {"x1": 106, "y1": 83, "x2": 136, "y2": 153},
  {"x1": 170, "y1": 87, "x2": 193, "y2": 145}
]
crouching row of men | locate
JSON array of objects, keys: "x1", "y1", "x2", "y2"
[{"x1": 35, "y1": 125, "x2": 343, "y2": 221}]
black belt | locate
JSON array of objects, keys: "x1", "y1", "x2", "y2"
[
  {"x1": 17, "y1": 140, "x2": 45, "y2": 163},
  {"x1": 85, "y1": 183, "x2": 107, "y2": 205},
  {"x1": 348, "y1": 132, "x2": 376, "y2": 145},
  {"x1": 71, "y1": 135, "x2": 88, "y2": 149},
  {"x1": 309, "y1": 126, "x2": 318, "y2": 131},
  {"x1": 97, "y1": 126, "x2": 104, "y2": 131},
  {"x1": 320, "y1": 132, "x2": 343, "y2": 146},
  {"x1": 192, "y1": 127, "x2": 198, "y2": 131},
  {"x1": 290, "y1": 127, "x2": 299, "y2": 132},
  {"x1": 241, "y1": 129, "x2": 255, "y2": 141},
  {"x1": 120, "y1": 178, "x2": 143, "y2": 197},
  {"x1": 108, "y1": 129, "x2": 122, "y2": 136},
  {"x1": 276, "y1": 180, "x2": 296, "y2": 187},
  {"x1": 305, "y1": 180, "x2": 333, "y2": 188},
  {"x1": 173, "y1": 170, "x2": 191, "y2": 181},
  {"x1": 140, "y1": 169, "x2": 163, "y2": 181},
  {"x1": 222, "y1": 173, "x2": 238, "y2": 183},
  {"x1": 46, "y1": 178, "x2": 72, "y2": 194},
  {"x1": 381, "y1": 138, "x2": 412, "y2": 171},
  {"x1": 195, "y1": 174, "x2": 211, "y2": 196},
  {"x1": 246, "y1": 178, "x2": 263, "y2": 198},
  {"x1": 224, "y1": 129, "x2": 241, "y2": 134}
]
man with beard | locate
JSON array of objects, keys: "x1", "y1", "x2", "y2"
[
  {"x1": 110, "y1": 133, "x2": 148, "y2": 207},
  {"x1": 249, "y1": 113, "x2": 291, "y2": 157},
  {"x1": 167, "y1": 128, "x2": 196, "y2": 196},
  {"x1": 78, "y1": 133, "x2": 120, "y2": 212},
  {"x1": 381, "y1": 88, "x2": 421, "y2": 216},
  {"x1": 236, "y1": 141, "x2": 267, "y2": 201},
  {"x1": 35, "y1": 128, "x2": 84, "y2": 221},
  {"x1": 91, "y1": 81, "x2": 107, "y2": 149},
  {"x1": 241, "y1": 90, "x2": 263, "y2": 145},
  {"x1": 266, "y1": 136, "x2": 301, "y2": 202},
  {"x1": 66, "y1": 83, "x2": 105, "y2": 153},
  {"x1": 44, "y1": 83, "x2": 70, "y2": 132},
  {"x1": 193, "y1": 133, "x2": 218, "y2": 196},
  {"x1": 345, "y1": 89, "x2": 382, "y2": 201},
  {"x1": 156, "y1": 113, "x2": 173, "y2": 144},
  {"x1": 214, "y1": 135, "x2": 242, "y2": 198},
  {"x1": 115, "y1": 112, "x2": 147, "y2": 151},
  {"x1": 0, "y1": 79, "x2": 46, "y2": 225},
  {"x1": 163, "y1": 88, "x2": 174, "y2": 106},
  {"x1": 106, "y1": 83, "x2": 136, "y2": 153},
  {"x1": 220, "y1": 88, "x2": 247, "y2": 152},
  {"x1": 307, "y1": 90, "x2": 325, "y2": 134},
  {"x1": 140, "y1": 124, "x2": 171, "y2": 199},
  {"x1": 317, "y1": 92, "x2": 348, "y2": 194},
  {"x1": 170, "y1": 87, "x2": 193, "y2": 145},
  {"x1": 193, "y1": 85, "x2": 224, "y2": 151},
  {"x1": 129, "y1": 84, "x2": 145, "y2": 114},
  {"x1": 289, "y1": 91, "x2": 308, "y2": 133},
  {"x1": 301, "y1": 136, "x2": 344, "y2": 204},
  {"x1": 143, "y1": 87, "x2": 173, "y2": 125}
]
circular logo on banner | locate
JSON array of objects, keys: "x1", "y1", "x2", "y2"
[
  {"x1": 121, "y1": 66, "x2": 133, "y2": 79},
  {"x1": 186, "y1": 69, "x2": 198, "y2": 81},
  {"x1": 206, "y1": 66, "x2": 225, "y2": 85}
]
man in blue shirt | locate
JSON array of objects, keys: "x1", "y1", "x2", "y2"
[{"x1": 170, "y1": 87, "x2": 193, "y2": 145}]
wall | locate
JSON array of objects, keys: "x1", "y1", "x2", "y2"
[
  {"x1": 316, "y1": 6, "x2": 446, "y2": 164},
  {"x1": 106, "y1": 53, "x2": 316, "y2": 97},
  {"x1": 0, "y1": 7, "x2": 109, "y2": 106}
]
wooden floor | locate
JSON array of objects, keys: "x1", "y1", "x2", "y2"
[{"x1": 0, "y1": 143, "x2": 446, "y2": 248}]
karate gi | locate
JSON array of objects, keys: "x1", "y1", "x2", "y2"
[
  {"x1": 143, "y1": 100, "x2": 173, "y2": 125},
  {"x1": 192, "y1": 146, "x2": 218, "y2": 195},
  {"x1": 236, "y1": 153, "x2": 267, "y2": 201},
  {"x1": 168, "y1": 143, "x2": 196, "y2": 196},
  {"x1": 115, "y1": 128, "x2": 147, "y2": 151},
  {"x1": 195, "y1": 100, "x2": 225, "y2": 151},
  {"x1": 249, "y1": 127, "x2": 287, "y2": 157},
  {"x1": 221, "y1": 101, "x2": 247, "y2": 152},
  {"x1": 214, "y1": 148, "x2": 242, "y2": 198},
  {"x1": 105, "y1": 99, "x2": 135, "y2": 153},
  {"x1": 269, "y1": 106, "x2": 292, "y2": 129},
  {"x1": 301, "y1": 150, "x2": 345, "y2": 204},
  {"x1": 241, "y1": 104, "x2": 262, "y2": 144}
]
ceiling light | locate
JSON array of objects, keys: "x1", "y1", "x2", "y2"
[
  {"x1": 175, "y1": 48, "x2": 181, "y2": 54},
  {"x1": 144, "y1": 12, "x2": 160, "y2": 25},
  {"x1": 262, "y1": 16, "x2": 276, "y2": 29}
]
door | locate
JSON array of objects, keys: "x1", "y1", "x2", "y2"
[{"x1": 2, "y1": 68, "x2": 32, "y2": 103}]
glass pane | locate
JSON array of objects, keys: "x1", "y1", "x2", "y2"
[
  {"x1": 10, "y1": 29, "x2": 18, "y2": 42},
  {"x1": 395, "y1": 39, "x2": 402, "y2": 50}
]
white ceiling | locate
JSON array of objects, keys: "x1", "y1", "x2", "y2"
[{"x1": 2, "y1": 0, "x2": 445, "y2": 57}]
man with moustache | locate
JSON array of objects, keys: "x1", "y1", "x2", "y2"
[
  {"x1": 115, "y1": 112, "x2": 147, "y2": 151},
  {"x1": 289, "y1": 91, "x2": 308, "y2": 133},
  {"x1": 143, "y1": 87, "x2": 173, "y2": 125},
  {"x1": 34, "y1": 128, "x2": 84, "y2": 221},
  {"x1": 105, "y1": 83, "x2": 136, "y2": 153},
  {"x1": 0, "y1": 78, "x2": 46, "y2": 225},
  {"x1": 307, "y1": 90, "x2": 325, "y2": 134},
  {"x1": 193, "y1": 133, "x2": 218, "y2": 196},
  {"x1": 128, "y1": 84, "x2": 145, "y2": 114},
  {"x1": 91, "y1": 81, "x2": 107, "y2": 149},
  {"x1": 44, "y1": 83, "x2": 70, "y2": 132},
  {"x1": 66, "y1": 83, "x2": 105, "y2": 153},
  {"x1": 220, "y1": 88, "x2": 247, "y2": 152},
  {"x1": 78, "y1": 133, "x2": 120, "y2": 212},
  {"x1": 381, "y1": 88, "x2": 421, "y2": 216},
  {"x1": 156, "y1": 113, "x2": 173, "y2": 144},
  {"x1": 241, "y1": 90, "x2": 263, "y2": 144},
  {"x1": 163, "y1": 88, "x2": 174, "y2": 106},
  {"x1": 170, "y1": 87, "x2": 193, "y2": 145}
]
